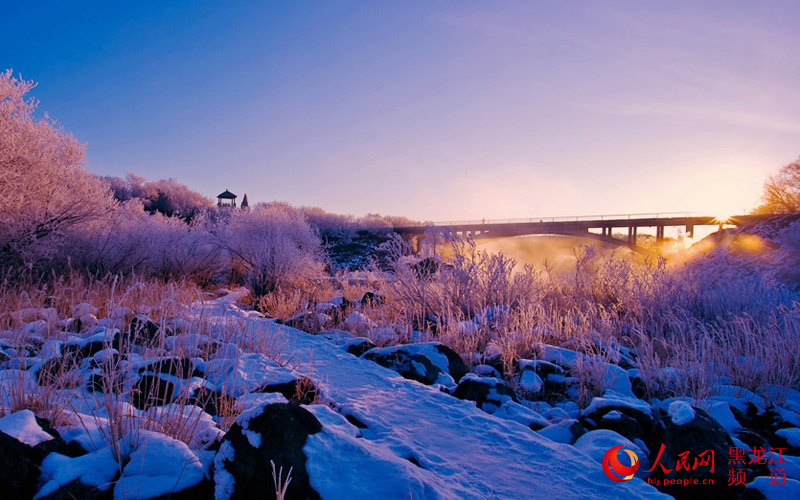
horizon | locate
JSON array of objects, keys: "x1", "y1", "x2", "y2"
[{"x1": 3, "y1": 1, "x2": 799, "y2": 220}]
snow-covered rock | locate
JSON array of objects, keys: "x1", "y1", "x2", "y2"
[
  {"x1": 115, "y1": 430, "x2": 207, "y2": 500},
  {"x1": 744, "y1": 476, "x2": 800, "y2": 499},
  {"x1": 537, "y1": 419, "x2": 585, "y2": 444},
  {"x1": 213, "y1": 403, "x2": 322, "y2": 500},
  {"x1": 362, "y1": 342, "x2": 468, "y2": 386},
  {"x1": 0, "y1": 410, "x2": 68, "y2": 499},
  {"x1": 574, "y1": 429, "x2": 651, "y2": 478},
  {"x1": 452, "y1": 373, "x2": 518, "y2": 412},
  {"x1": 668, "y1": 400, "x2": 696, "y2": 426}
]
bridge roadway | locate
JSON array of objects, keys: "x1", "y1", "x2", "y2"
[{"x1": 393, "y1": 212, "x2": 772, "y2": 249}]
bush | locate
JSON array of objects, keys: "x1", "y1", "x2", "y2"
[
  {"x1": 220, "y1": 203, "x2": 327, "y2": 297},
  {"x1": 61, "y1": 200, "x2": 223, "y2": 282}
]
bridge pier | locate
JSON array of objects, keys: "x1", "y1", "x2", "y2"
[
  {"x1": 627, "y1": 226, "x2": 637, "y2": 244},
  {"x1": 656, "y1": 225, "x2": 665, "y2": 241},
  {"x1": 685, "y1": 224, "x2": 694, "y2": 238}
]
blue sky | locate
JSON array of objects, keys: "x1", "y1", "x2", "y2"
[{"x1": 3, "y1": 1, "x2": 799, "y2": 220}]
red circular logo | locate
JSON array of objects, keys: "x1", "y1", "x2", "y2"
[{"x1": 602, "y1": 445, "x2": 639, "y2": 482}]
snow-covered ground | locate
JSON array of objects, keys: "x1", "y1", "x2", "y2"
[{"x1": 218, "y1": 307, "x2": 668, "y2": 499}]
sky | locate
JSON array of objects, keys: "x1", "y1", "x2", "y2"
[{"x1": 2, "y1": 1, "x2": 799, "y2": 221}]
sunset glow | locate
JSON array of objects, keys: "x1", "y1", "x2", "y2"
[{"x1": 2, "y1": 1, "x2": 798, "y2": 220}]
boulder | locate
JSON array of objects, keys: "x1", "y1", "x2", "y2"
[
  {"x1": 588, "y1": 409, "x2": 647, "y2": 447},
  {"x1": 362, "y1": 342, "x2": 467, "y2": 385},
  {"x1": 120, "y1": 316, "x2": 167, "y2": 347},
  {"x1": 411, "y1": 258, "x2": 439, "y2": 278},
  {"x1": 344, "y1": 338, "x2": 376, "y2": 357},
  {"x1": 258, "y1": 376, "x2": 318, "y2": 405},
  {"x1": 773, "y1": 427, "x2": 800, "y2": 455},
  {"x1": 114, "y1": 430, "x2": 209, "y2": 500},
  {"x1": 36, "y1": 479, "x2": 113, "y2": 500},
  {"x1": 138, "y1": 357, "x2": 197, "y2": 379},
  {"x1": 131, "y1": 374, "x2": 176, "y2": 410},
  {"x1": 472, "y1": 364, "x2": 502, "y2": 379},
  {"x1": 650, "y1": 406, "x2": 738, "y2": 499},
  {"x1": 360, "y1": 291, "x2": 383, "y2": 307},
  {"x1": 582, "y1": 392, "x2": 655, "y2": 439},
  {"x1": 213, "y1": 403, "x2": 322, "y2": 500},
  {"x1": 36, "y1": 355, "x2": 82, "y2": 386},
  {"x1": 574, "y1": 429, "x2": 651, "y2": 477},
  {"x1": 452, "y1": 374, "x2": 518, "y2": 412},
  {"x1": 537, "y1": 419, "x2": 585, "y2": 444},
  {"x1": 0, "y1": 411, "x2": 68, "y2": 499}
]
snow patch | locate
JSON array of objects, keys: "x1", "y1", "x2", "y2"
[
  {"x1": 668, "y1": 401, "x2": 696, "y2": 426},
  {"x1": 36, "y1": 449, "x2": 118, "y2": 499},
  {"x1": 776, "y1": 427, "x2": 800, "y2": 448},
  {"x1": 0, "y1": 409, "x2": 54, "y2": 447}
]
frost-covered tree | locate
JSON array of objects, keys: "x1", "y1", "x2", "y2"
[
  {"x1": 755, "y1": 156, "x2": 800, "y2": 214},
  {"x1": 0, "y1": 70, "x2": 114, "y2": 268},
  {"x1": 221, "y1": 203, "x2": 327, "y2": 296},
  {"x1": 102, "y1": 174, "x2": 212, "y2": 219}
]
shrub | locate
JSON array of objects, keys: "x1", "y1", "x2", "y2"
[{"x1": 220, "y1": 203, "x2": 327, "y2": 298}]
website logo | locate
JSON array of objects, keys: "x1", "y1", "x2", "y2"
[{"x1": 602, "y1": 446, "x2": 639, "y2": 482}]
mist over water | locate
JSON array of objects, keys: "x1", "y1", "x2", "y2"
[
  {"x1": 468, "y1": 232, "x2": 710, "y2": 275},
  {"x1": 471, "y1": 235, "x2": 630, "y2": 275}
]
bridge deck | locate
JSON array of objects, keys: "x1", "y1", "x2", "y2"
[{"x1": 393, "y1": 213, "x2": 771, "y2": 239}]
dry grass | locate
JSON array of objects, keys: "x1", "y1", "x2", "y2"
[{"x1": 317, "y1": 233, "x2": 800, "y2": 408}]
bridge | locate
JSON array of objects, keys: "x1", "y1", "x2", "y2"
[{"x1": 393, "y1": 212, "x2": 772, "y2": 252}]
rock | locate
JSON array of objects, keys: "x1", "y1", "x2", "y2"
[
  {"x1": 517, "y1": 359, "x2": 565, "y2": 379},
  {"x1": 582, "y1": 392, "x2": 655, "y2": 438},
  {"x1": 362, "y1": 342, "x2": 467, "y2": 385},
  {"x1": 588, "y1": 410, "x2": 647, "y2": 447},
  {"x1": 36, "y1": 479, "x2": 113, "y2": 500},
  {"x1": 360, "y1": 291, "x2": 383, "y2": 307},
  {"x1": 86, "y1": 370, "x2": 125, "y2": 394},
  {"x1": 126, "y1": 316, "x2": 165, "y2": 346},
  {"x1": 344, "y1": 338, "x2": 376, "y2": 357},
  {"x1": 452, "y1": 374, "x2": 518, "y2": 412},
  {"x1": 149, "y1": 480, "x2": 214, "y2": 500},
  {"x1": 516, "y1": 362, "x2": 544, "y2": 396},
  {"x1": 742, "y1": 476, "x2": 800, "y2": 499},
  {"x1": 0, "y1": 411, "x2": 67, "y2": 499},
  {"x1": 650, "y1": 406, "x2": 738, "y2": 499},
  {"x1": 114, "y1": 430, "x2": 208, "y2": 500},
  {"x1": 411, "y1": 257, "x2": 439, "y2": 278},
  {"x1": 36, "y1": 355, "x2": 82, "y2": 386},
  {"x1": 131, "y1": 374, "x2": 176, "y2": 410},
  {"x1": 80, "y1": 340, "x2": 108, "y2": 359},
  {"x1": 472, "y1": 364, "x2": 501, "y2": 379},
  {"x1": 491, "y1": 401, "x2": 550, "y2": 430},
  {"x1": 537, "y1": 419, "x2": 585, "y2": 444},
  {"x1": 774, "y1": 427, "x2": 800, "y2": 455},
  {"x1": 138, "y1": 357, "x2": 196, "y2": 378},
  {"x1": 257, "y1": 376, "x2": 318, "y2": 405},
  {"x1": 213, "y1": 403, "x2": 322, "y2": 500},
  {"x1": 574, "y1": 429, "x2": 651, "y2": 477},
  {"x1": 281, "y1": 311, "x2": 325, "y2": 333}
]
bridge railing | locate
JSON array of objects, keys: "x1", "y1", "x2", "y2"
[{"x1": 404, "y1": 212, "x2": 695, "y2": 227}]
